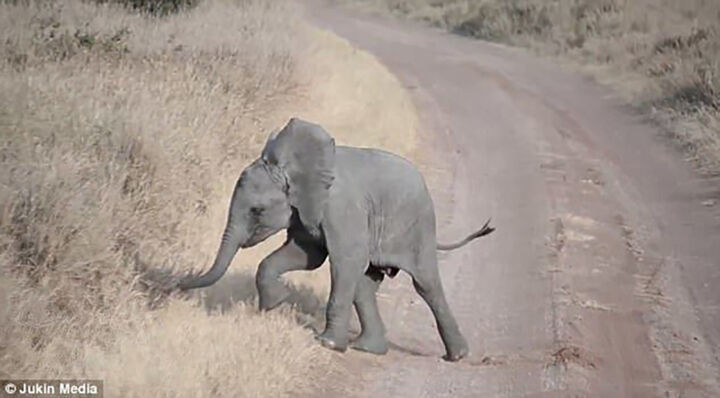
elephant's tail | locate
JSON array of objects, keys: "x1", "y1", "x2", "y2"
[{"x1": 436, "y1": 218, "x2": 495, "y2": 251}]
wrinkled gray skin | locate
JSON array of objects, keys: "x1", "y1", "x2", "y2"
[{"x1": 178, "y1": 118, "x2": 494, "y2": 361}]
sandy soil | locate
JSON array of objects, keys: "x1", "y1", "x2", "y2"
[{"x1": 302, "y1": 2, "x2": 720, "y2": 397}]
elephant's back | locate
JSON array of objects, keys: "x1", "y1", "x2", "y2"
[
  {"x1": 335, "y1": 146, "x2": 428, "y2": 192},
  {"x1": 334, "y1": 146, "x2": 434, "y2": 222}
]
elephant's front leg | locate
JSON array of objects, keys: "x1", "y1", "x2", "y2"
[
  {"x1": 317, "y1": 255, "x2": 366, "y2": 352},
  {"x1": 256, "y1": 236, "x2": 327, "y2": 311},
  {"x1": 351, "y1": 267, "x2": 388, "y2": 355}
]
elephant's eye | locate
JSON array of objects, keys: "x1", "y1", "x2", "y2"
[{"x1": 250, "y1": 206, "x2": 264, "y2": 217}]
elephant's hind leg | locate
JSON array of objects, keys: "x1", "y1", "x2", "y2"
[
  {"x1": 256, "y1": 236, "x2": 327, "y2": 311},
  {"x1": 410, "y1": 258, "x2": 469, "y2": 362},
  {"x1": 351, "y1": 266, "x2": 388, "y2": 355}
]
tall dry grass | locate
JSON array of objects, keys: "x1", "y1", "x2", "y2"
[
  {"x1": 342, "y1": 0, "x2": 720, "y2": 174},
  {"x1": 0, "y1": 1, "x2": 332, "y2": 396},
  {"x1": 0, "y1": 0, "x2": 422, "y2": 394}
]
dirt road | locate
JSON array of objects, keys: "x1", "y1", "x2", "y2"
[{"x1": 304, "y1": 3, "x2": 720, "y2": 396}]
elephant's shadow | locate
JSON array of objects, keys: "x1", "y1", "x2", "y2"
[
  {"x1": 201, "y1": 271, "x2": 328, "y2": 333},
  {"x1": 139, "y1": 265, "x2": 325, "y2": 332},
  {"x1": 139, "y1": 267, "x2": 438, "y2": 358}
]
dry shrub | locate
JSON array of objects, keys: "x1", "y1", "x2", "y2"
[
  {"x1": 0, "y1": 0, "x2": 333, "y2": 395},
  {"x1": 99, "y1": 0, "x2": 201, "y2": 16},
  {"x1": 343, "y1": 0, "x2": 720, "y2": 174}
]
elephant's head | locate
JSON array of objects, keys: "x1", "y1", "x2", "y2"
[{"x1": 178, "y1": 118, "x2": 335, "y2": 290}]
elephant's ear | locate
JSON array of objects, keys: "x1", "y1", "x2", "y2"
[{"x1": 262, "y1": 118, "x2": 335, "y2": 236}]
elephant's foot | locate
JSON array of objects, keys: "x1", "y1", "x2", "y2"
[
  {"x1": 442, "y1": 338, "x2": 469, "y2": 362},
  {"x1": 257, "y1": 282, "x2": 290, "y2": 312},
  {"x1": 316, "y1": 331, "x2": 348, "y2": 352},
  {"x1": 350, "y1": 334, "x2": 388, "y2": 355}
]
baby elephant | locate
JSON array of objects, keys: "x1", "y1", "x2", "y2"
[{"x1": 179, "y1": 118, "x2": 494, "y2": 361}]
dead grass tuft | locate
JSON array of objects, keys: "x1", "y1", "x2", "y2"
[{"x1": 549, "y1": 344, "x2": 599, "y2": 370}]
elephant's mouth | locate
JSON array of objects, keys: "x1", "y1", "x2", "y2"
[{"x1": 242, "y1": 227, "x2": 277, "y2": 248}]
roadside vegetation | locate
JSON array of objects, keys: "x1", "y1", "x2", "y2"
[
  {"x1": 0, "y1": 0, "x2": 418, "y2": 396},
  {"x1": 341, "y1": 0, "x2": 720, "y2": 175}
]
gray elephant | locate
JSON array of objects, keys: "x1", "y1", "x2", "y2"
[{"x1": 179, "y1": 118, "x2": 494, "y2": 361}]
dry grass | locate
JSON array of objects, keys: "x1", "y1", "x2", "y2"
[
  {"x1": 0, "y1": 0, "x2": 419, "y2": 396},
  {"x1": 340, "y1": 0, "x2": 720, "y2": 174}
]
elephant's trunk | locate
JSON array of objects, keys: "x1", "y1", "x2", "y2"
[{"x1": 178, "y1": 225, "x2": 244, "y2": 290}]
